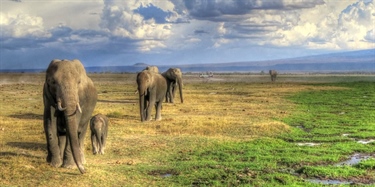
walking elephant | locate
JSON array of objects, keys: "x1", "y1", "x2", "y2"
[
  {"x1": 269, "y1": 70, "x2": 278, "y2": 82},
  {"x1": 137, "y1": 70, "x2": 167, "y2": 122},
  {"x1": 90, "y1": 114, "x2": 109, "y2": 155},
  {"x1": 162, "y1": 68, "x2": 184, "y2": 103},
  {"x1": 43, "y1": 59, "x2": 97, "y2": 174}
]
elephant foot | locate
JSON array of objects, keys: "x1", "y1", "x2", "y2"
[
  {"x1": 48, "y1": 156, "x2": 62, "y2": 168},
  {"x1": 62, "y1": 157, "x2": 76, "y2": 169},
  {"x1": 62, "y1": 162, "x2": 77, "y2": 169},
  {"x1": 155, "y1": 117, "x2": 162, "y2": 121}
]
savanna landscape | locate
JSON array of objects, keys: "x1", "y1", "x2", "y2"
[{"x1": 1, "y1": 72, "x2": 375, "y2": 186}]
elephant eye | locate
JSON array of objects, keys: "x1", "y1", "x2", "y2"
[{"x1": 78, "y1": 80, "x2": 81, "y2": 84}]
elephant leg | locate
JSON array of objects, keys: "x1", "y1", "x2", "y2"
[
  {"x1": 146, "y1": 99, "x2": 153, "y2": 121},
  {"x1": 101, "y1": 133, "x2": 107, "y2": 154},
  {"x1": 78, "y1": 130, "x2": 87, "y2": 164},
  {"x1": 143, "y1": 97, "x2": 149, "y2": 121},
  {"x1": 44, "y1": 108, "x2": 62, "y2": 167},
  {"x1": 95, "y1": 132, "x2": 103, "y2": 155},
  {"x1": 155, "y1": 101, "x2": 162, "y2": 121},
  {"x1": 172, "y1": 83, "x2": 177, "y2": 96},
  {"x1": 165, "y1": 81, "x2": 172, "y2": 103},
  {"x1": 58, "y1": 134, "x2": 66, "y2": 161},
  {"x1": 168, "y1": 87, "x2": 174, "y2": 103},
  {"x1": 91, "y1": 132, "x2": 98, "y2": 155},
  {"x1": 98, "y1": 135, "x2": 104, "y2": 155}
]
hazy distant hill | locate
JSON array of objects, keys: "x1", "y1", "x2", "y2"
[
  {"x1": 1, "y1": 49, "x2": 374, "y2": 73},
  {"x1": 175, "y1": 49, "x2": 375, "y2": 73},
  {"x1": 85, "y1": 49, "x2": 374, "y2": 73}
]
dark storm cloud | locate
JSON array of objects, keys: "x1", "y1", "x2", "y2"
[{"x1": 182, "y1": 0, "x2": 325, "y2": 20}]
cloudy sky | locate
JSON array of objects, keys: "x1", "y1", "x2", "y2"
[{"x1": 1, "y1": 0, "x2": 374, "y2": 69}]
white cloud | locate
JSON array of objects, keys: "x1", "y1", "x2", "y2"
[
  {"x1": 99, "y1": 0, "x2": 176, "y2": 52},
  {"x1": 265, "y1": 0, "x2": 375, "y2": 50},
  {"x1": 0, "y1": 12, "x2": 50, "y2": 38}
]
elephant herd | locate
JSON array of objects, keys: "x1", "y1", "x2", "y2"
[
  {"x1": 41, "y1": 59, "x2": 276, "y2": 174},
  {"x1": 42, "y1": 59, "x2": 183, "y2": 174}
]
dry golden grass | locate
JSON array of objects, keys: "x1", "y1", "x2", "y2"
[{"x1": 0, "y1": 73, "x2": 370, "y2": 186}]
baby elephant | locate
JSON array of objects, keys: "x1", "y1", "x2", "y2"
[{"x1": 90, "y1": 114, "x2": 109, "y2": 155}]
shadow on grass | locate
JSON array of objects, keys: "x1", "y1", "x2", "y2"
[
  {"x1": 7, "y1": 142, "x2": 45, "y2": 150},
  {"x1": 8, "y1": 113, "x2": 43, "y2": 120},
  {"x1": 0, "y1": 151, "x2": 42, "y2": 159}
]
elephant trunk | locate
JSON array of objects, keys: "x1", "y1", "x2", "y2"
[
  {"x1": 177, "y1": 79, "x2": 183, "y2": 103},
  {"x1": 61, "y1": 90, "x2": 85, "y2": 173},
  {"x1": 138, "y1": 86, "x2": 146, "y2": 122},
  {"x1": 65, "y1": 113, "x2": 85, "y2": 173}
]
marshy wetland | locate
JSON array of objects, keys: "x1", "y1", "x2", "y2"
[{"x1": 1, "y1": 73, "x2": 375, "y2": 186}]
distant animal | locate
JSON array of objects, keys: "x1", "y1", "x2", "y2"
[
  {"x1": 137, "y1": 70, "x2": 167, "y2": 121},
  {"x1": 90, "y1": 114, "x2": 109, "y2": 155},
  {"x1": 199, "y1": 71, "x2": 214, "y2": 78},
  {"x1": 269, "y1": 70, "x2": 278, "y2": 82},
  {"x1": 162, "y1": 68, "x2": 184, "y2": 103},
  {"x1": 43, "y1": 59, "x2": 97, "y2": 174}
]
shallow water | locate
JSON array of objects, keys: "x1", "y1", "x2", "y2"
[
  {"x1": 308, "y1": 179, "x2": 352, "y2": 185},
  {"x1": 335, "y1": 153, "x2": 372, "y2": 166}
]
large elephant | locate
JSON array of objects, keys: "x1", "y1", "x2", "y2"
[
  {"x1": 269, "y1": 70, "x2": 278, "y2": 82},
  {"x1": 137, "y1": 70, "x2": 167, "y2": 122},
  {"x1": 162, "y1": 68, "x2": 183, "y2": 103},
  {"x1": 43, "y1": 59, "x2": 97, "y2": 174},
  {"x1": 90, "y1": 114, "x2": 109, "y2": 155}
]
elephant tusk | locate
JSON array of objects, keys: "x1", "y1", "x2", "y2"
[
  {"x1": 57, "y1": 101, "x2": 67, "y2": 111},
  {"x1": 77, "y1": 103, "x2": 82, "y2": 113}
]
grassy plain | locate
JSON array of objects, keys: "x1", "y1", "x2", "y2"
[{"x1": 1, "y1": 73, "x2": 375, "y2": 186}]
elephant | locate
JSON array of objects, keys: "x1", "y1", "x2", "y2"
[
  {"x1": 161, "y1": 68, "x2": 183, "y2": 103},
  {"x1": 137, "y1": 70, "x2": 167, "y2": 122},
  {"x1": 90, "y1": 114, "x2": 109, "y2": 155},
  {"x1": 134, "y1": 66, "x2": 160, "y2": 94},
  {"x1": 43, "y1": 59, "x2": 97, "y2": 174},
  {"x1": 269, "y1": 70, "x2": 278, "y2": 82}
]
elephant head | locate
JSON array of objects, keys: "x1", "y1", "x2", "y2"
[
  {"x1": 162, "y1": 68, "x2": 183, "y2": 103},
  {"x1": 43, "y1": 59, "x2": 97, "y2": 174}
]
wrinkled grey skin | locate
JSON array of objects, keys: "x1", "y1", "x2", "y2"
[
  {"x1": 43, "y1": 59, "x2": 97, "y2": 174},
  {"x1": 90, "y1": 114, "x2": 109, "y2": 155},
  {"x1": 162, "y1": 68, "x2": 183, "y2": 103},
  {"x1": 137, "y1": 70, "x2": 167, "y2": 122},
  {"x1": 269, "y1": 70, "x2": 278, "y2": 82},
  {"x1": 143, "y1": 66, "x2": 159, "y2": 73}
]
